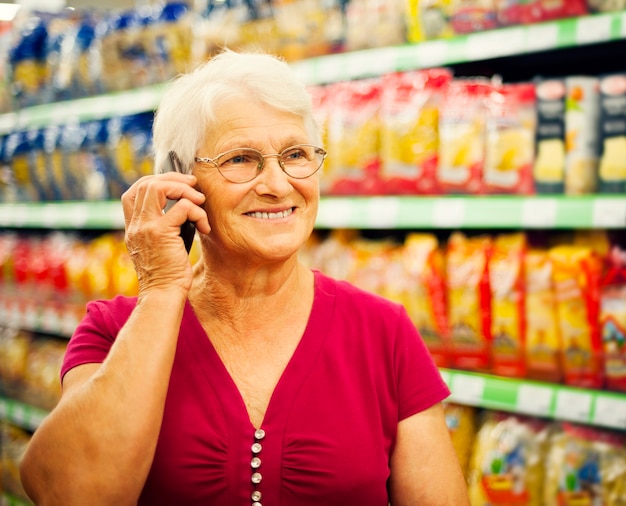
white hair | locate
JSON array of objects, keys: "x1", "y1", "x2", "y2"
[{"x1": 152, "y1": 49, "x2": 321, "y2": 174}]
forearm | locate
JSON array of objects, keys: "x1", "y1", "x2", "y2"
[{"x1": 20, "y1": 289, "x2": 187, "y2": 505}]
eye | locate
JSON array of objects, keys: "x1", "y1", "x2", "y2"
[
  {"x1": 282, "y1": 146, "x2": 309, "y2": 162},
  {"x1": 220, "y1": 149, "x2": 260, "y2": 167}
]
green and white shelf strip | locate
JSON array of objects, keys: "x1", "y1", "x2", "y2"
[
  {"x1": 0, "y1": 12, "x2": 623, "y2": 134},
  {"x1": 1, "y1": 492, "x2": 33, "y2": 506},
  {"x1": 0, "y1": 196, "x2": 624, "y2": 230},
  {"x1": 0, "y1": 397, "x2": 47, "y2": 432},
  {"x1": 440, "y1": 369, "x2": 626, "y2": 430}
]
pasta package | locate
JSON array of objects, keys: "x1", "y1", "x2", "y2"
[
  {"x1": 543, "y1": 424, "x2": 626, "y2": 506},
  {"x1": 524, "y1": 248, "x2": 563, "y2": 383},
  {"x1": 490, "y1": 233, "x2": 527, "y2": 378},
  {"x1": 549, "y1": 245, "x2": 603, "y2": 389},
  {"x1": 601, "y1": 246, "x2": 626, "y2": 392},
  {"x1": 380, "y1": 68, "x2": 452, "y2": 195},
  {"x1": 467, "y1": 412, "x2": 551, "y2": 506},
  {"x1": 402, "y1": 233, "x2": 450, "y2": 367},
  {"x1": 446, "y1": 232, "x2": 492, "y2": 371},
  {"x1": 444, "y1": 403, "x2": 478, "y2": 478}
]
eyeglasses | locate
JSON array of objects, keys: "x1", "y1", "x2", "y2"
[{"x1": 194, "y1": 144, "x2": 327, "y2": 184}]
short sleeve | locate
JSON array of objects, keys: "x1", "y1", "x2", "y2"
[
  {"x1": 394, "y1": 306, "x2": 450, "y2": 421},
  {"x1": 60, "y1": 297, "x2": 136, "y2": 381}
]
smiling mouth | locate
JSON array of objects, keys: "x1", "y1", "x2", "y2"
[{"x1": 246, "y1": 207, "x2": 294, "y2": 219}]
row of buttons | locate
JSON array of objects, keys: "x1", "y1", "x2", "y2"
[{"x1": 251, "y1": 428, "x2": 266, "y2": 506}]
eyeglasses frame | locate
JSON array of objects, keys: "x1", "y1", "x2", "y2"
[{"x1": 194, "y1": 144, "x2": 327, "y2": 184}]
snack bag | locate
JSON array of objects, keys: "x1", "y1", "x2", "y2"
[
  {"x1": 438, "y1": 79, "x2": 492, "y2": 194},
  {"x1": 564, "y1": 76, "x2": 600, "y2": 195},
  {"x1": 448, "y1": 0, "x2": 498, "y2": 35},
  {"x1": 490, "y1": 233, "x2": 527, "y2": 378},
  {"x1": 444, "y1": 403, "x2": 478, "y2": 478},
  {"x1": 549, "y1": 245, "x2": 603, "y2": 389},
  {"x1": 484, "y1": 82, "x2": 536, "y2": 195},
  {"x1": 405, "y1": 0, "x2": 455, "y2": 42},
  {"x1": 544, "y1": 424, "x2": 626, "y2": 506},
  {"x1": 402, "y1": 233, "x2": 450, "y2": 366},
  {"x1": 601, "y1": 246, "x2": 626, "y2": 392},
  {"x1": 446, "y1": 232, "x2": 492, "y2": 371},
  {"x1": 345, "y1": 0, "x2": 405, "y2": 51},
  {"x1": 325, "y1": 78, "x2": 382, "y2": 195},
  {"x1": 524, "y1": 248, "x2": 563, "y2": 383},
  {"x1": 380, "y1": 68, "x2": 452, "y2": 195},
  {"x1": 467, "y1": 412, "x2": 551, "y2": 506}
]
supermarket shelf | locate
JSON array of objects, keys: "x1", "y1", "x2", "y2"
[
  {"x1": 291, "y1": 11, "x2": 626, "y2": 85},
  {"x1": 0, "y1": 297, "x2": 81, "y2": 338},
  {"x1": 0, "y1": 397, "x2": 48, "y2": 432},
  {"x1": 440, "y1": 369, "x2": 626, "y2": 430},
  {"x1": 0, "y1": 12, "x2": 622, "y2": 133},
  {"x1": 1, "y1": 195, "x2": 625, "y2": 230}
]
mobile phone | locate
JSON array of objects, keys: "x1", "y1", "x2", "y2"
[{"x1": 162, "y1": 150, "x2": 196, "y2": 254}]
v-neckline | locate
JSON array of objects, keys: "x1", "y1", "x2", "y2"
[{"x1": 181, "y1": 270, "x2": 335, "y2": 432}]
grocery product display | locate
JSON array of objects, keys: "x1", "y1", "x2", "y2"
[{"x1": 0, "y1": 1, "x2": 626, "y2": 505}]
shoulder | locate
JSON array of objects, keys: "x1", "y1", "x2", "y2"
[{"x1": 83, "y1": 295, "x2": 139, "y2": 332}]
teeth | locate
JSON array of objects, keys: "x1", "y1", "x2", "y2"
[{"x1": 248, "y1": 208, "x2": 293, "y2": 219}]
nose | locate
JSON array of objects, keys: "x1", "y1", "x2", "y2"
[{"x1": 255, "y1": 154, "x2": 291, "y2": 196}]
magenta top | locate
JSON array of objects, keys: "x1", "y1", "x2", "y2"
[{"x1": 61, "y1": 270, "x2": 450, "y2": 505}]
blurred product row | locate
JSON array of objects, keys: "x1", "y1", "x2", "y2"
[
  {"x1": 301, "y1": 227, "x2": 626, "y2": 391},
  {"x1": 2, "y1": 402, "x2": 626, "y2": 505},
  {"x1": 0, "y1": 0, "x2": 622, "y2": 112},
  {"x1": 1, "y1": 227, "x2": 626, "y2": 392},
  {"x1": 1, "y1": 68, "x2": 626, "y2": 202}
]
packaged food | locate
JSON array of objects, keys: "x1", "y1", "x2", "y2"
[
  {"x1": 0, "y1": 422, "x2": 32, "y2": 501},
  {"x1": 437, "y1": 78, "x2": 492, "y2": 194},
  {"x1": 544, "y1": 423, "x2": 626, "y2": 506},
  {"x1": 380, "y1": 68, "x2": 452, "y2": 195},
  {"x1": 549, "y1": 245, "x2": 603, "y2": 389},
  {"x1": 444, "y1": 403, "x2": 478, "y2": 478},
  {"x1": 467, "y1": 412, "x2": 551, "y2": 506},
  {"x1": 448, "y1": 0, "x2": 498, "y2": 35},
  {"x1": 495, "y1": 0, "x2": 587, "y2": 25},
  {"x1": 524, "y1": 248, "x2": 563, "y2": 383},
  {"x1": 564, "y1": 76, "x2": 600, "y2": 195},
  {"x1": 484, "y1": 82, "x2": 536, "y2": 195},
  {"x1": 490, "y1": 233, "x2": 527, "y2": 378},
  {"x1": 597, "y1": 73, "x2": 626, "y2": 194},
  {"x1": 406, "y1": 0, "x2": 455, "y2": 42},
  {"x1": 402, "y1": 233, "x2": 450, "y2": 366},
  {"x1": 446, "y1": 232, "x2": 492, "y2": 371},
  {"x1": 601, "y1": 246, "x2": 626, "y2": 392},
  {"x1": 344, "y1": 0, "x2": 405, "y2": 51},
  {"x1": 533, "y1": 77, "x2": 566, "y2": 194},
  {"x1": 325, "y1": 78, "x2": 383, "y2": 195}
]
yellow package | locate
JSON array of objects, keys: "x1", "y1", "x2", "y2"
[
  {"x1": 490, "y1": 233, "x2": 527, "y2": 377},
  {"x1": 405, "y1": 0, "x2": 455, "y2": 42},
  {"x1": 446, "y1": 232, "x2": 492, "y2": 370},
  {"x1": 544, "y1": 424, "x2": 626, "y2": 506},
  {"x1": 467, "y1": 412, "x2": 550, "y2": 506},
  {"x1": 402, "y1": 233, "x2": 450, "y2": 366},
  {"x1": 444, "y1": 402, "x2": 478, "y2": 478},
  {"x1": 524, "y1": 248, "x2": 562, "y2": 383},
  {"x1": 549, "y1": 245, "x2": 603, "y2": 388}
]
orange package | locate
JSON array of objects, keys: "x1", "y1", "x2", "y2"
[
  {"x1": 524, "y1": 248, "x2": 563, "y2": 383},
  {"x1": 401, "y1": 233, "x2": 450, "y2": 367},
  {"x1": 600, "y1": 246, "x2": 626, "y2": 392},
  {"x1": 549, "y1": 245, "x2": 604, "y2": 389},
  {"x1": 490, "y1": 233, "x2": 527, "y2": 378},
  {"x1": 446, "y1": 232, "x2": 492, "y2": 371}
]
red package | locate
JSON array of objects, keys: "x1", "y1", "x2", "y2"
[{"x1": 380, "y1": 68, "x2": 453, "y2": 195}]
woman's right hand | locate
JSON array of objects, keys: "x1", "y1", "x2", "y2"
[{"x1": 121, "y1": 172, "x2": 210, "y2": 295}]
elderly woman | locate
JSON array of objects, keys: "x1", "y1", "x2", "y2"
[{"x1": 20, "y1": 50, "x2": 469, "y2": 505}]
